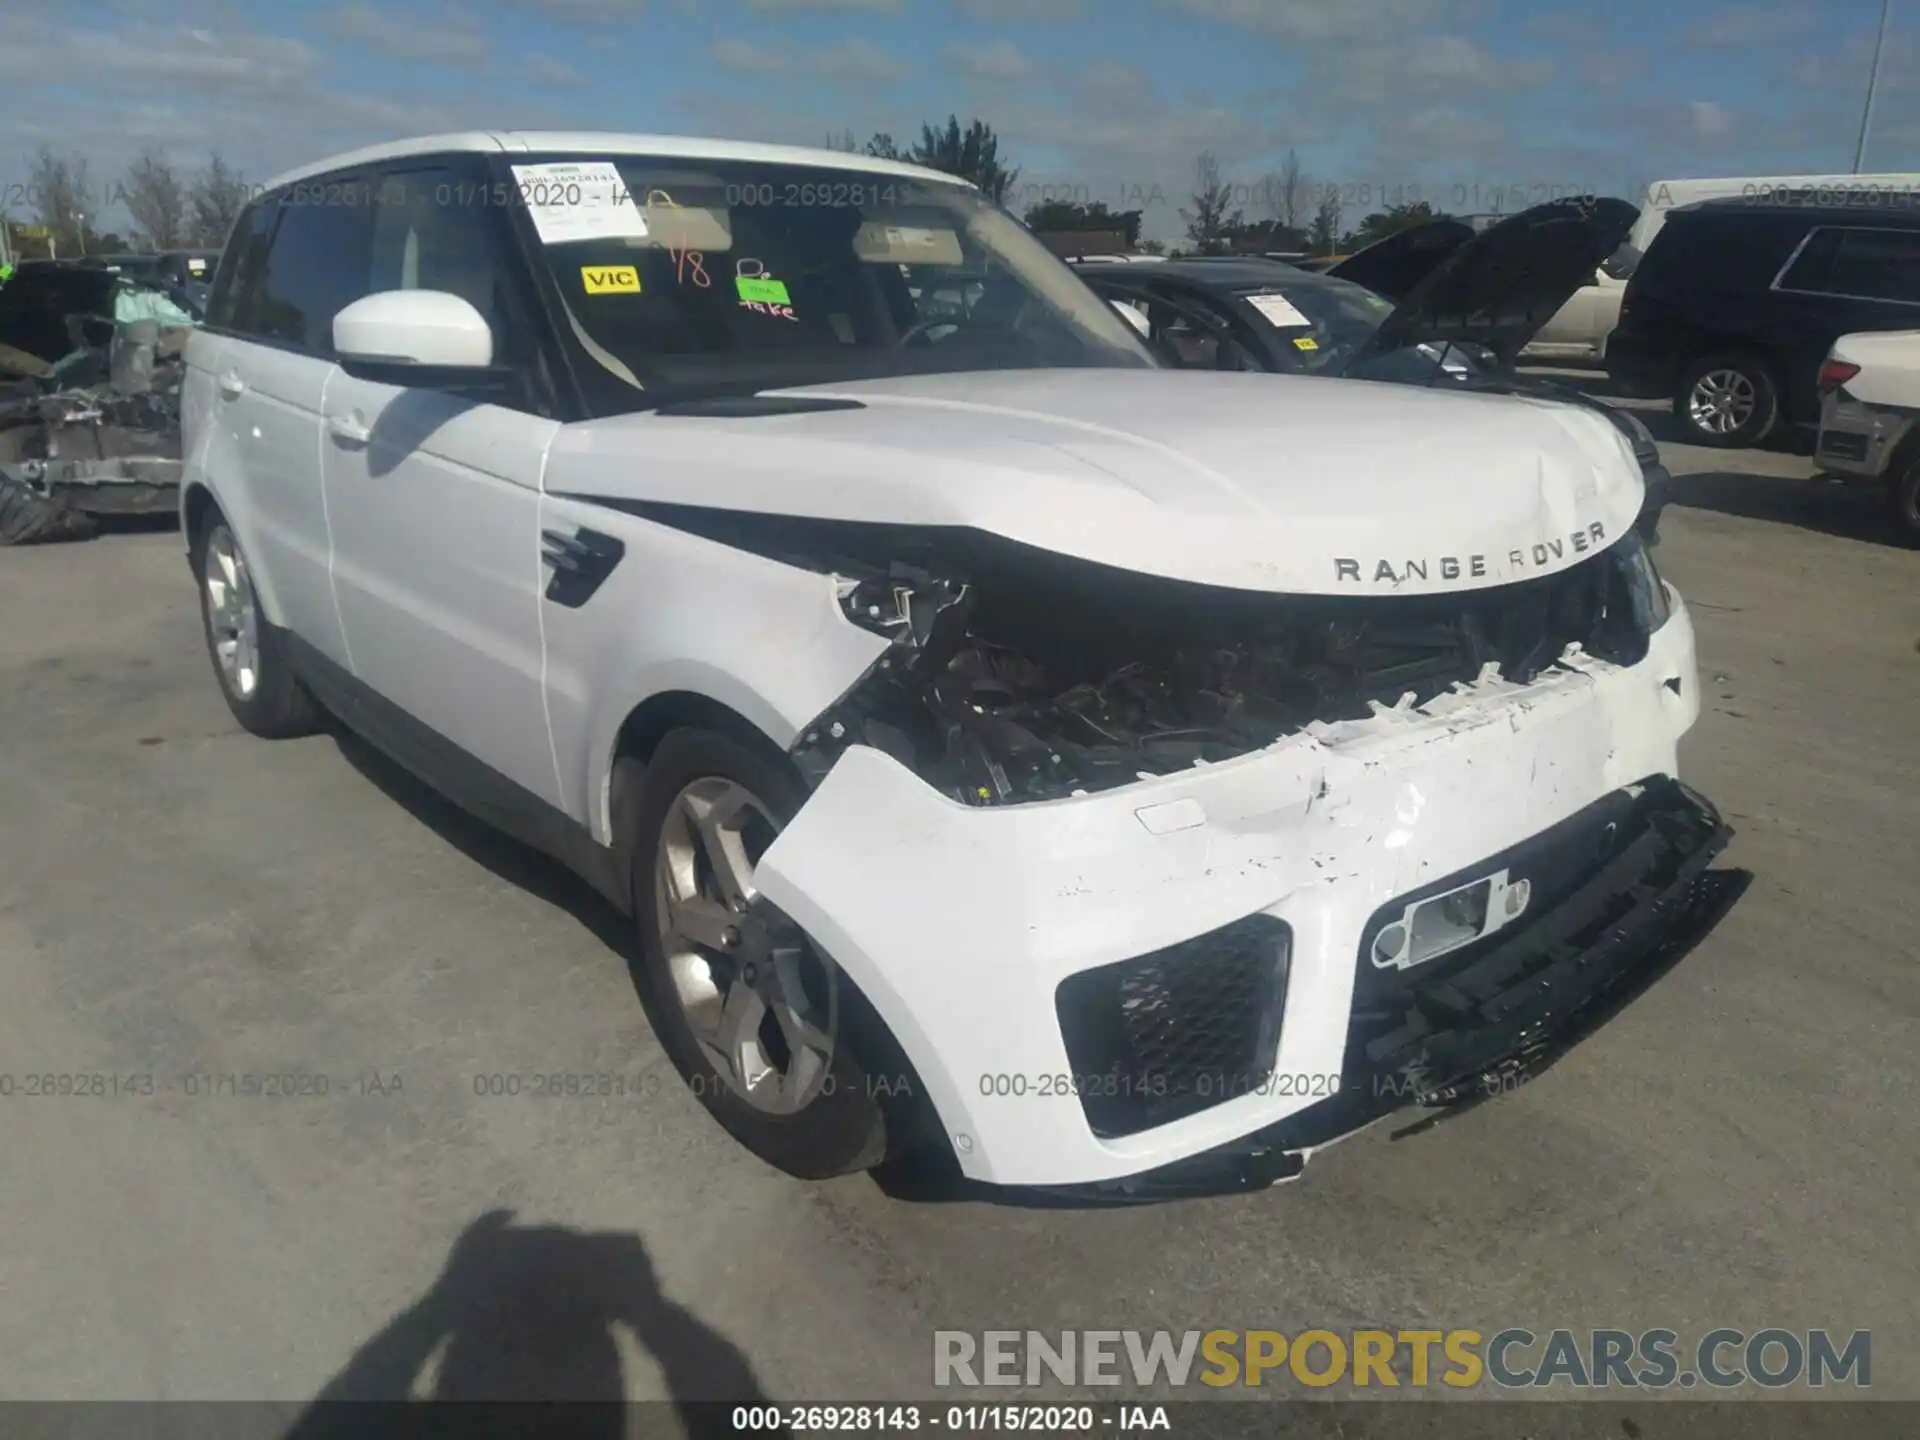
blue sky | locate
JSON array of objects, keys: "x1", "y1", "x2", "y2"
[{"x1": 2, "y1": 0, "x2": 1912, "y2": 243}]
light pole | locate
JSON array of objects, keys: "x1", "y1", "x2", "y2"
[{"x1": 1853, "y1": 0, "x2": 1893, "y2": 173}]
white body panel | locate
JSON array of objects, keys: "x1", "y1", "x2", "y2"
[
  {"x1": 1828, "y1": 329, "x2": 1920, "y2": 407},
  {"x1": 184, "y1": 332, "x2": 346, "y2": 657},
  {"x1": 320, "y1": 370, "x2": 563, "y2": 805},
  {"x1": 1522, "y1": 271, "x2": 1626, "y2": 363},
  {"x1": 753, "y1": 593, "x2": 1699, "y2": 1185},
  {"x1": 542, "y1": 369, "x2": 1646, "y2": 599}
]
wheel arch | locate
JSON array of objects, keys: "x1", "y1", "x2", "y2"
[{"x1": 179, "y1": 478, "x2": 290, "y2": 628}]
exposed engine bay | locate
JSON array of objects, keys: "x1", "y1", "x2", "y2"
[{"x1": 792, "y1": 532, "x2": 1668, "y2": 805}]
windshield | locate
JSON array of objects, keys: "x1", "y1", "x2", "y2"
[
  {"x1": 502, "y1": 154, "x2": 1155, "y2": 406},
  {"x1": 1231, "y1": 277, "x2": 1397, "y2": 374}
]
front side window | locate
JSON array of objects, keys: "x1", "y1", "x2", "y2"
[
  {"x1": 494, "y1": 153, "x2": 1154, "y2": 408},
  {"x1": 252, "y1": 178, "x2": 376, "y2": 354}
]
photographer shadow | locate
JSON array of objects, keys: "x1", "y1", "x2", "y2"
[{"x1": 282, "y1": 1209, "x2": 785, "y2": 1440}]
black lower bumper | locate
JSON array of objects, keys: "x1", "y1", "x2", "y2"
[{"x1": 1029, "y1": 777, "x2": 1747, "y2": 1204}]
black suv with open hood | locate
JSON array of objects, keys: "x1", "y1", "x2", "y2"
[{"x1": 1075, "y1": 197, "x2": 1668, "y2": 534}]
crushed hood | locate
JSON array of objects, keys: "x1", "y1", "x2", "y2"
[
  {"x1": 543, "y1": 368, "x2": 1646, "y2": 597},
  {"x1": 1333, "y1": 197, "x2": 1639, "y2": 368}
]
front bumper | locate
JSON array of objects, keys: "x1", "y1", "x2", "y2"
[
  {"x1": 1816, "y1": 390, "x2": 1913, "y2": 481},
  {"x1": 755, "y1": 592, "x2": 1709, "y2": 1190}
]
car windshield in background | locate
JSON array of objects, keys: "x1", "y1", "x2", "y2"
[
  {"x1": 505, "y1": 155, "x2": 1155, "y2": 401},
  {"x1": 1233, "y1": 277, "x2": 1397, "y2": 373}
]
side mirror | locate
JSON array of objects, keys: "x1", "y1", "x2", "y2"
[{"x1": 333, "y1": 289, "x2": 506, "y2": 388}]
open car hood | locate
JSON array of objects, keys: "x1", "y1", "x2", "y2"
[{"x1": 1334, "y1": 197, "x2": 1639, "y2": 368}]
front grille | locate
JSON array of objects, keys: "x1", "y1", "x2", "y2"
[
  {"x1": 1818, "y1": 431, "x2": 1871, "y2": 463},
  {"x1": 1056, "y1": 916, "x2": 1292, "y2": 1138}
]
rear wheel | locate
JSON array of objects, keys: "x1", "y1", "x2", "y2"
[
  {"x1": 191, "y1": 508, "x2": 322, "y2": 737},
  {"x1": 1674, "y1": 352, "x2": 1779, "y2": 448},
  {"x1": 630, "y1": 727, "x2": 898, "y2": 1179}
]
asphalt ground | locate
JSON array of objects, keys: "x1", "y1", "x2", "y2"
[{"x1": 0, "y1": 418, "x2": 1914, "y2": 1415}]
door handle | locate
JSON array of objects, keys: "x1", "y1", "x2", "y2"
[
  {"x1": 327, "y1": 414, "x2": 372, "y2": 446},
  {"x1": 217, "y1": 372, "x2": 246, "y2": 399}
]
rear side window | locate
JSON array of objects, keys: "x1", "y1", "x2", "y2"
[
  {"x1": 251, "y1": 178, "x2": 377, "y2": 354},
  {"x1": 1639, "y1": 215, "x2": 1798, "y2": 295},
  {"x1": 1827, "y1": 228, "x2": 1920, "y2": 304}
]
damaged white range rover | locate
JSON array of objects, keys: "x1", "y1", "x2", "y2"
[{"x1": 181, "y1": 133, "x2": 1745, "y2": 1200}]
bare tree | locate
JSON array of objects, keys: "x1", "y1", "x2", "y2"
[
  {"x1": 1273, "y1": 149, "x2": 1307, "y2": 232},
  {"x1": 188, "y1": 153, "x2": 251, "y2": 248},
  {"x1": 1179, "y1": 150, "x2": 1241, "y2": 254},
  {"x1": 122, "y1": 148, "x2": 189, "y2": 251},
  {"x1": 1308, "y1": 187, "x2": 1343, "y2": 255},
  {"x1": 29, "y1": 146, "x2": 94, "y2": 256}
]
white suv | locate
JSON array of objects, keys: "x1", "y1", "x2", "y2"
[{"x1": 180, "y1": 132, "x2": 1739, "y2": 1200}]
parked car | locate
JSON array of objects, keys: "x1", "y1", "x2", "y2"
[
  {"x1": 1606, "y1": 197, "x2": 1920, "y2": 447},
  {"x1": 1815, "y1": 328, "x2": 1920, "y2": 540},
  {"x1": 1074, "y1": 198, "x2": 1671, "y2": 536},
  {"x1": 180, "y1": 132, "x2": 1737, "y2": 1200},
  {"x1": 1517, "y1": 173, "x2": 1920, "y2": 368}
]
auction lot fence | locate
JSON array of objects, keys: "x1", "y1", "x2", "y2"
[{"x1": 0, "y1": 1401, "x2": 1914, "y2": 1439}]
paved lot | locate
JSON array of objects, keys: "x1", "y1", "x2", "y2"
[{"x1": 1, "y1": 433, "x2": 1915, "y2": 1411}]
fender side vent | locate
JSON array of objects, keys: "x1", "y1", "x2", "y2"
[{"x1": 542, "y1": 527, "x2": 625, "y2": 609}]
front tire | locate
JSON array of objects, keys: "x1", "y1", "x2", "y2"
[
  {"x1": 630, "y1": 726, "x2": 895, "y2": 1180},
  {"x1": 191, "y1": 508, "x2": 322, "y2": 738},
  {"x1": 1674, "y1": 352, "x2": 1779, "y2": 448}
]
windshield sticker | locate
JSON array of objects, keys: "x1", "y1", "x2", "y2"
[
  {"x1": 581, "y1": 264, "x2": 641, "y2": 294},
  {"x1": 672, "y1": 248, "x2": 713, "y2": 288},
  {"x1": 1247, "y1": 292, "x2": 1310, "y2": 328},
  {"x1": 1292, "y1": 335, "x2": 1319, "y2": 350},
  {"x1": 736, "y1": 276, "x2": 791, "y2": 305},
  {"x1": 509, "y1": 162, "x2": 651, "y2": 245}
]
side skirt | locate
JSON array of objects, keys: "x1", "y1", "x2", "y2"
[{"x1": 284, "y1": 631, "x2": 633, "y2": 916}]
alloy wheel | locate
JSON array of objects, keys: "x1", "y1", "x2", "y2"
[
  {"x1": 1687, "y1": 369, "x2": 1757, "y2": 436},
  {"x1": 203, "y1": 524, "x2": 261, "y2": 699},
  {"x1": 654, "y1": 776, "x2": 839, "y2": 1115}
]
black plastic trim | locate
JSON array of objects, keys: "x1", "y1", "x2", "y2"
[
  {"x1": 1027, "y1": 778, "x2": 1746, "y2": 1204},
  {"x1": 283, "y1": 632, "x2": 631, "y2": 914},
  {"x1": 541, "y1": 526, "x2": 626, "y2": 608}
]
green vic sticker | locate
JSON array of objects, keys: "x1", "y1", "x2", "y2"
[{"x1": 736, "y1": 276, "x2": 790, "y2": 304}]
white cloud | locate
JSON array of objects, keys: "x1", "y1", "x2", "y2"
[
  {"x1": 1163, "y1": 0, "x2": 1450, "y2": 44},
  {"x1": 744, "y1": 0, "x2": 905, "y2": 12},
  {"x1": 953, "y1": 0, "x2": 1086, "y2": 18},
  {"x1": 811, "y1": 38, "x2": 910, "y2": 80},
  {"x1": 710, "y1": 35, "x2": 908, "y2": 81},
  {"x1": 943, "y1": 41, "x2": 1033, "y2": 79},
  {"x1": 711, "y1": 37, "x2": 791, "y2": 72},
  {"x1": 523, "y1": 53, "x2": 586, "y2": 87},
  {"x1": 1687, "y1": 99, "x2": 1737, "y2": 139},
  {"x1": 316, "y1": 4, "x2": 491, "y2": 68},
  {"x1": 1681, "y1": 5, "x2": 1817, "y2": 49}
]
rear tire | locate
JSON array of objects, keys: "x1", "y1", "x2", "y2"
[
  {"x1": 1674, "y1": 352, "x2": 1779, "y2": 448},
  {"x1": 630, "y1": 726, "x2": 898, "y2": 1180},
  {"x1": 190, "y1": 506, "x2": 323, "y2": 738}
]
